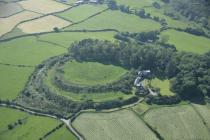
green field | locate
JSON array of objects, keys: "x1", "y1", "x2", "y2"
[
  {"x1": 0, "y1": 65, "x2": 33, "y2": 100},
  {"x1": 62, "y1": 61, "x2": 128, "y2": 86},
  {"x1": 45, "y1": 66, "x2": 132, "y2": 103},
  {"x1": 144, "y1": 105, "x2": 210, "y2": 140},
  {"x1": 115, "y1": 0, "x2": 163, "y2": 9},
  {"x1": 73, "y1": 109, "x2": 158, "y2": 140},
  {"x1": 192, "y1": 104, "x2": 210, "y2": 129},
  {"x1": 45, "y1": 126, "x2": 77, "y2": 140},
  {"x1": 65, "y1": 10, "x2": 161, "y2": 32},
  {"x1": 150, "y1": 78, "x2": 175, "y2": 96},
  {"x1": 0, "y1": 36, "x2": 66, "y2": 65},
  {"x1": 38, "y1": 31, "x2": 116, "y2": 48},
  {"x1": 0, "y1": 107, "x2": 62, "y2": 140},
  {"x1": 56, "y1": 4, "x2": 107, "y2": 22},
  {"x1": 161, "y1": 29, "x2": 210, "y2": 54}
]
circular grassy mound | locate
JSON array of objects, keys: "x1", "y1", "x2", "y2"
[{"x1": 61, "y1": 61, "x2": 128, "y2": 86}]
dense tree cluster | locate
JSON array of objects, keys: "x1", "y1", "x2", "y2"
[
  {"x1": 70, "y1": 39, "x2": 210, "y2": 101},
  {"x1": 171, "y1": 52, "x2": 210, "y2": 100},
  {"x1": 115, "y1": 31, "x2": 160, "y2": 43},
  {"x1": 166, "y1": 0, "x2": 210, "y2": 27},
  {"x1": 70, "y1": 39, "x2": 175, "y2": 76}
]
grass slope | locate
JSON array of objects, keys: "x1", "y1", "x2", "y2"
[
  {"x1": 150, "y1": 78, "x2": 175, "y2": 96},
  {"x1": 0, "y1": 107, "x2": 61, "y2": 140},
  {"x1": 0, "y1": 36, "x2": 66, "y2": 65},
  {"x1": 45, "y1": 66, "x2": 132, "y2": 103},
  {"x1": 73, "y1": 109, "x2": 158, "y2": 140},
  {"x1": 57, "y1": 4, "x2": 107, "y2": 22},
  {"x1": 0, "y1": 65, "x2": 33, "y2": 100},
  {"x1": 65, "y1": 10, "x2": 161, "y2": 32},
  {"x1": 45, "y1": 126, "x2": 77, "y2": 140},
  {"x1": 144, "y1": 105, "x2": 210, "y2": 140},
  {"x1": 62, "y1": 61, "x2": 128, "y2": 86},
  {"x1": 161, "y1": 29, "x2": 210, "y2": 54}
]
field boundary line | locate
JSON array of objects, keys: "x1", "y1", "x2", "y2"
[
  {"x1": 131, "y1": 109, "x2": 164, "y2": 140},
  {"x1": 62, "y1": 7, "x2": 109, "y2": 29},
  {"x1": 0, "y1": 4, "x2": 78, "y2": 39},
  {"x1": 0, "y1": 29, "x2": 118, "y2": 43},
  {"x1": 35, "y1": 36, "x2": 68, "y2": 49},
  {"x1": 190, "y1": 103, "x2": 210, "y2": 133},
  {"x1": 0, "y1": 62, "x2": 34, "y2": 68}
]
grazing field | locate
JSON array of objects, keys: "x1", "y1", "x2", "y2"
[
  {"x1": 18, "y1": 0, "x2": 69, "y2": 14},
  {"x1": 192, "y1": 104, "x2": 210, "y2": 128},
  {"x1": 0, "y1": 65, "x2": 33, "y2": 100},
  {"x1": 45, "y1": 68, "x2": 132, "y2": 103},
  {"x1": 45, "y1": 126, "x2": 76, "y2": 140},
  {"x1": 150, "y1": 78, "x2": 175, "y2": 96},
  {"x1": 57, "y1": 4, "x2": 108, "y2": 22},
  {"x1": 144, "y1": 105, "x2": 210, "y2": 140},
  {"x1": 62, "y1": 61, "x2": 128, "y2": 86},
  {"x1": 73, "y1": 109, "x2": 158, "y2": 140},
  {"x1": 18, "y1": 15, "x2": 71, "y2": 34},
  {"x1": 0, "y1": 36, "x2": 66, "y2": 65},
  {"x1": 161, "y1": 29, "x2": 210, "y2": 54},
  {"x1": 38, "y1": 31, "x2": 116, "y2": 47},
  {"x1": 115, "y1": 0, "x2": 163, "y2": 9},
  {"x1": 65, "y1": 10, "x2": 161, "y2": 32},
  {"x1": 0, "y1": 107, "x2": 61, "y2": 140},
  {"x1": 0, "y1": 11, "x2": 41, "y2": 37},
  {"x1": 0, "y1": 2, "x2": 22, "y2": 17}
]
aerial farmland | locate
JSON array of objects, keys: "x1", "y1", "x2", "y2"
[{"x1": 1, "y1": 0, "x2": 210, "y2": 140}]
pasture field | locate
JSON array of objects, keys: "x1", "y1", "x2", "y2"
[
  {"x1": 0, "y1": 2, "x2": 22, "y2": 17},
  {"x1": 192, "y1": 104, "x2": 210, "y2": 128},
  {"x1": 38, "y1": 31, "x2": 116, "y2": 47},
  {"x1": 0, "y1": 107, "x2": 61, "y2": 140},
  {"x1": 0, "y1": 65, "x2": 33, "y2": 100},
  {"x1": 56, "y1": 4, "x2": 108, "y2": 22},
  {"x1": 150, "y1": 78, "x2": 175, "y2": 96},
  {"x1": 144, "y1": 105, "x2": 210, "y2": 140},
  {"x1": 62, "y1": 61, "x2": 128, "y2": 86},
  {"x1": 0, "y1": 36, "x2": 66, "y2": 65},
  {"x1": 161, "y1": 29, "x2": 210, "y2": 54},
  {"x1": 73, "y1": 109, "x2": 158, "y2": 140},
  {"x1": 45, "y1": 126, "x2": 77, "y2": 140},
  {"x1": 45, "y1": 68, "x2": 133, "y2": 102},
  {"x1": 18, "y1": 15, "x2": 71, "y2": 34},
  {"x1": 0, "y1": 11, "x2": 41, "y2": 37},
  {"x1": 18, "y1": 0, "x2": 69, "y2": 14},
  {"x1": 115, "y1": 0, "x2": 163, "y2": 9},
  {"x1": 65, "y1": 10, "x2": 161, "y2": 32}
]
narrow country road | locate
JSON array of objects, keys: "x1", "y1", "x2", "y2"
[
  {"x1": 0, "y1": 103, "x2": 84, "y2": 140},
  {"x1": 0, "y1": 97, "x2": 143, "y2": 140}
]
